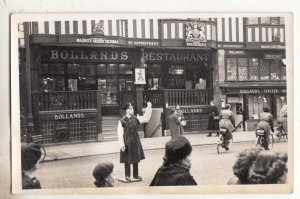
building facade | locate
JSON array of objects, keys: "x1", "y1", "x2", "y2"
[{"x1": 18, "y1": 16, "x2": 287, "y2": 144}]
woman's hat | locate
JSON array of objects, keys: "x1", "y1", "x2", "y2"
[
  {"x1": 93, "y1": 161, "x2": 114, "y2": 180},
  {"x1": 21, "y1": 143, "x2": 42, "y2": 171},
  {"x1": 165, "y1": 136, "x2": 192, "y2": 163}
]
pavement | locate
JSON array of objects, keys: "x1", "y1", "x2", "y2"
[{"x1": 43, "y1": 131, "x2": 257, "y2": 162}]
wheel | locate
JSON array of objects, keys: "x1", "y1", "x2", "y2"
[
  {"x1": 269, "y1": 134, "x2": 274, "y2": 150},
  {"x1": 255, "y1": 136, "x2": 261, "y2": 148},
  {"x1": 39, "y1": 145, "x2": 46, "y2": 162},
  {"x1": 275, "y1": 130, "x2": 282, "y2": 143},
  {"x1": 217, "y1": 136, "x2": 223, "y2": 154}
]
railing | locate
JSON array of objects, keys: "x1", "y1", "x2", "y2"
[
  {"x1": 164, "y1": 89, "x2": 213, "y2": 106},
  {"x1": 143, "y1": 90, "x2": 164, "y2": 108},
  {"x1": 36, "y1": 91, "x2": 98, "y2": 111}
]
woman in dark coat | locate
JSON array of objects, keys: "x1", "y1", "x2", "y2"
[
  {"x1": 150, "y1": 136, "x2": 197, "y2": 186},
  {"x1": 207, "y1": 101, "x2": 219, "y2": 137}
]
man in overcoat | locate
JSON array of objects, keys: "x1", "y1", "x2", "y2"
[
  {"x1": 117, "y1": 102, "x2": 152, "y2": 182},
  {"x1": 168, "y1": 108, "x2": 185, "y2": 139}
]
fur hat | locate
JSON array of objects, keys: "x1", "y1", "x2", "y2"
[
  {"x1": 122, "y1": 103, "x2": 134, "y2": 111},
  {"x1": 164, "y1": 136, "x2": 192, "y2": 163},
  {"x1": 21, "y1": 143, "x2": 42, "y2": 171},
  {"x1": 93, "y1": 161, "x2": 114, "y2": 180}
]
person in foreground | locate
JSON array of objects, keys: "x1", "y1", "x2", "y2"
[
  {"x1": 117, "y1": 102, "x2": 152, "y2": 182},
  {"x1": 93, "y1": 161, "x2": 115, "y2": 187},
  {"x1": 149, "y1": 136, "x2": 197, "y2": 186},
  {"x1": 21, "y1": 143, "x2": 43, "y2": 189},
  {"x1": 227, "y1": 148, "x2": 263, "y2": 184},
  {"x1": 247, "y1": 150, "x2": 288, "y2": 184}
]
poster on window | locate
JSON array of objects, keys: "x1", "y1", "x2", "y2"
[{"x1": 134, "y1": 68, "x2": 146, "y2": 84}]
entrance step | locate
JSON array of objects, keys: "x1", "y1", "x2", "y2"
[{"x1": 102, "y1": 116, "x2": 120, "y2": 142}]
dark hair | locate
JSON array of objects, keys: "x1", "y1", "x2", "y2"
[
  {"x1": 21, "y1": 143, "x2": 42, "y2": 171},
  {"x1": 248, "y1": 151, "x2": 288, "y2": 184},
  {"x1": 164, "y1": 136, "x2": 192, "y2": 165},
  {"x1": 93, "y1": 161, "x2": 114, "y2": 187},
  {"x1": 263, "y1": 106, "x2": 270, "y2": 112},
  {"x1": 232, "y1": 148, "x2": 263, "y2": 184}
]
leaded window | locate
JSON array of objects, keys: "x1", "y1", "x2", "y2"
[
  {"x1": 249, "y1": 58, "x2": 259, "y2": 80},
  {"x1": 238, "y1": 58, "x2": 248, "y2": 80},
  {"x1": 260, "y1": 59, "x2": 270, "y2": 80},
  {"x1": 226, "y1": 58, "x2": 237, "y2": 80}
]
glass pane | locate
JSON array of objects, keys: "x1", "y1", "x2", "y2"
[
  {"x1": 78, "y1": 76, "x2": 96, "y2": 90},
  {"x1": 107, "y1": 64, "x2": 118, "y2": 74},
  {"x1": 270, "y1": 17, "x2": 280, "y2": 25},
  {"x1": 119, "y1": 79, "x2": 125, "y2": 91},
  {"x1": 79, "y1": 64, "x2": 95, "y2": 76},
  {"x1": 40, "y1": 78, "x2": 54, "y2": 92},
  {"x1": 67, "y1": 64, "x2": 79, "y2": 75},
  {"x1": 226, "y1": 58, "x2": 237, "y2": 80},
  {"x1": 68, "y1": 79, "x2": 78, "y2": 91},
  {"x1": 96, "y1": 64, "x2": 106, "y2": 75},
  {"x1": 249, "y1": 58, "x2": 259, "y2": 80},
  {"x1": 39, "y1": 64, "x2": 48, "y2": 74},
  {"x1": 260, "y1": 59, "x2": 270, "y2": 80},
  {"x1": 119, "y1": 64, "x2": 132, "y2": 74},
  {"x1": 170, "y1": 65, "x2": 184, "y2": 75},
  {"x1": 49, "y1": 63, "x2": 65, "y2": 75},
  {"x1": 270, "y1": 60, "x2": 281, "y2": 80},
  {"x1": 238, "y1": 58, "x2": 248, "y2": 80},
  {"x1": 97, "y1": 78, "x2": 106, "y2": 92},
  {"x1": 247, "y1": 17, "x2": 259, "y2": 25},
  {"x1": 260, "y1": 17, "x2": 270, "y2": 24}
]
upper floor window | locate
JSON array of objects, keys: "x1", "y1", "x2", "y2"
[
  {"x1": 246, "y1": 17, "x2": 283, "y2": 25},
  {"x1": 246, "y1": 17, "x2": 259, "y2": 25},
  {"x1": 226, "y1": 57, "x2": 286, "y2": 81}
]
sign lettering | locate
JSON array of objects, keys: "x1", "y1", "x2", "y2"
[
  {"x1": 143, "y1": 52, "x2": 210, "y2": 62},
  {"x1": 225, "y1": 88, "x2": 287, "y2": 94},
  {"x1": 54, "y1": 113, "x2": 85, "y2": 120},
  {"x1": 127, "y1": 40, "x2": 160, "y2": 46},
  {"x1": 50, "y1": 50, "x2": 128, "y2": 61}
]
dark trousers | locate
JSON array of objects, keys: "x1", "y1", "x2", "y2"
[{"x1": 125, "y1": 163, "x2": 139, "y2": 178}]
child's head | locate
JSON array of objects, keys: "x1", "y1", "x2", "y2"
[
  {"x1": 21, "y1": 143, "x2": 42, "y2": 172},
  {"x1": 93, "y1": 161, "x2": 115, "y2": 187}
]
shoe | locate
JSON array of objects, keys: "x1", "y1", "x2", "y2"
[
  {"x1": 125, "y1": 176, "x2": 131, "y2": 182},
  {"x1": 225, "y1": 147, "x2": 229, "y2": 150},
  {"x1": 207, "y1": 134, "x2": 212, "y2": 137},
  {"x1": 133, "y1": 176, "x2": 142, "y2": 180}
]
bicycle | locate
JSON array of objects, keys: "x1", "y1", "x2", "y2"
[
  {"x1": 255, "y1": 129, "x2": 274, "y2": 150},
  {"x1": 217, "y1": 128, "x2": 233, "y2": 154},
  {"x1": 274, "y1": 126, "x2": 288, "y2": 142},
  {"x1": 20, "y1": 116, "x2": 46, "y2": 162}
]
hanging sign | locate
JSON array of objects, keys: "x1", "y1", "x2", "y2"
[{"x1": 134, "y1": 68, "x2": 146, "y2": 85}]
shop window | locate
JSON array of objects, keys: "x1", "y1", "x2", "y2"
[
  {"x1": 249, "y1": 58, "x2": 259, "y2": 80},
  {"x1": 99, "y1": 76, "x2": 118, "y2": 105},
  {"x1": 238, "y1": 58, "x2": 248, "y2": 80},
  {"x1": 39, "y1": 64, "x2": 49, "y2": 75},
  {"x1": 107, "y1": 64, "x2": 118, "y2": 74},
  {"x1": 49, "y1": 63, "x2": 65, "y2": 75},
  {"x1": 96, "y1": 64, "x2": 106, "y2": 75},
  {"x1": 260, "y1": 59, "x2": 270, "y2": 80},
  {"x1": 226, "y1": 58, "x2": 237, "y2": 80},
  {"x1": 169, "y1": 65, "x2": 185, "y2": 89},
  {"x1": 79, "y1": 64, "x2": 95, "y2": 76},
  {"x1": 68, "y1": 79, "x2": 78, "y2": 91},
  {"x1": 119, "y1": 64, "x2": 132, "y2": 74},
  {"x1": 147, "y1": 64, "x2": 161, "y2": 90},
  {"x1": 78, "y1": 76, "x2": 96, "y2": 90},
  {"x1": 67, "y1": 64, "x2": 79, "y2": 75},
  {"x1": 248, "y1": 95, "x2": 271, "y2": 119}
]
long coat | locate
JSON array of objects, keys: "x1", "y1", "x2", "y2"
[
  {"x1": 169, "y1": 114, "x2": 182, "y2": 139},
  {"x1": 257, "y1": 112, "x2": 273, "y2": 134},
  {"x1": 150, "y1": 164, "x2": 197, "y2": 186},
  {"x1": 119, "y1": 116, "x2": 145, "y2": 164},
  {"x1": 207, "y1": 105, "x2": 219, "y2": 130},
  {"x1": 219, "y1": 109, "x2": 235, "y2": 140}
]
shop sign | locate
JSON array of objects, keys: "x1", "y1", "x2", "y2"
[
  {"x1": 185, "y1": 21, "x2": 207, "y2": 46},
  {"x1": 227, "y1": 50, "x2": 245, "y2": 55},
  {"x1": 261, "y1": 44, "x2": 285, "y2": 49},
  {"x1": 134, "y1": 68, "x2": 146, "y2": 85},
  {"x1": 218, "y1": 44, "x2": 244, "y2": 49},
  {"x1": 226, "y1": 88, "x2": 287, "y2": 94},
  {"x1": 75, "y1": 37, "x2": 120, "y2": 44},
  {"x1": 143, "y1": 52, "x2": 210, "y2": 62},
  {"x1": 127, "y1": 40, "x2": 160, "y2": 46},
  {"x1": 264, "y1": 54, "x2": 283, "y2": 59},
  {"x1": 49, "y1": 50, "x2": 129, "y2": 61},
  {"x1": 54, "y1": 113, "x2": 85, "y2": 120}
]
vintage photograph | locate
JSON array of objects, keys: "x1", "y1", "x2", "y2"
[{"x1": 10, "y1": 13, "x2": 293, "y2": 194}]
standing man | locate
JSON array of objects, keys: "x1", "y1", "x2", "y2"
[
  {"x1": 207, "y1": 100, "x2": 220, "y2": 137},
  {"x1": 195, "y1": 78, "x2": 206, "y2": 89},
  {"x1": 117, "y1": 102, "x2": 152, "y2": 182}
]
